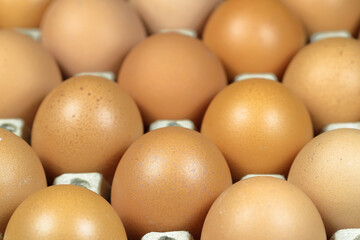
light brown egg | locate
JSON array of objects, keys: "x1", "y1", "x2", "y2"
[
  {"x1": 40, "y1": 0, "x2": 146, "y2": 78},
  {"x1": 0, "y1": 0, "x2": 52, "y2": 28},
  {"x1": 118, "y1": 32, "x2": 227, "y2": 128},
  {"x1": 283, "y1": 37, "x2": 360, "y2": 133},
  {"x1": 31, "y1": 75, "x2": 143, "y2": 182},
  {"x1": 4, "y1": 185, "x2": 127, "y2": 239},
  {"x1": 280, "y1": 0, "x2": 360, "y2": 37},
  {"x1": 288, "y1": 129, "x2": 360, "y2": 236},
  {"x1": 201, "y1": 177, "x2": 326, "y2": 240},
  {"x1": 202, "y1": 0, "x2": 306, "y2": 80},
  {"x1": 111, "y1": 127, "x2": 232, "y2": 240},
  {"x1": 129, "y1": 0, "x2": 222, "y2": 34},
  {"x1": 201, "y1": 79, "x2": 313, "y2": 181},
  {"x1": 0, "y1": 128, "x2": 46, "y2": 235},
  {"x1": 0, "y1": 29, "x2": 62, "y2": 126}
]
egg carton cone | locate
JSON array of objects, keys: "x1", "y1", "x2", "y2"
[
  {"x1": 74, "y1": 71, "x2": 115, "y2": 82},
  {"x1": 322, "y1": 122, "x2": 360, "y2": 132},
  {"x1": 53, "y1": 172, "x2": 111, "y2": 200},
  {"x1": 241, "y1": 174, "x2": 285, "y2": 181},
  {"x1": 310, "y1": 31, "x2": 352, "y2": 43},
  {"x1": 234, "y1": 73, "x2": 278, "y2": 82},
  {"x1": 159, "y1": 29, "x2": 197, "y2": 38},
  {"x1": 149, "y1": 119, "x2": 196, "y2": 131},
  {"x1": 0, "y1": 118, "x2": 29, "y2": 141},
  {"x1": 142, "y1": 231, "x2": 194, "y2": 240},
  {"x1": 15, "y1": 28, "x2": 41, "y2": 41},
  {"x1": 331, "y1": 229, "x2": 360, "y2": 240}
]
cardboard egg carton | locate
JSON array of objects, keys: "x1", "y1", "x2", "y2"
[
  {"x1": 142, "y1": 231, "x2": 194, "y2": 240},
  {"x1": 149, "y1": 120, "x2": 195, "y2": 131},
  {"x1": 53, "y1": 172, "x2": 111, "y2": 200},
  {"x1": 234, "y1": 73, "x2": 278, "y2": 82},
  {"x1": 331, "y1": 229, "x2": 360, "y2": 240},
  {"x1": 159, "y1": 29, "x2": 197, "y2": 38},
  {"x1": 74, "y1": 71, "x2": 115, "y2": 82},
  {"x1": 0, "y1": 118, "x2": 29, "y2": 141},
  {"x1": 322, "y1": 122, "x2": 360, "y2": 132}
]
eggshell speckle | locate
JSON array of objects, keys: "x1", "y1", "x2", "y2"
[
  {"x1": 283, "y1": 37, "x2": 360, "y2": 133},
  {"x1": 4, "y1": 185, "x2": 127, "y2": 240},
  {"x1": 40, "y1": 0, "x2": 146, "y2": 77},
  {"x1": 288, "y1": 129, "x2": 360, "y2": 236},
  {"x1": 31, "y1": 75, "x2": 143, "y2": 182},
  {"x1": 111, "y1": 127, "x2": 232, "y2": 240},
  {"x1": 203, "y1": 0, "x2": 306, "y2": 79},
  {"x1": 201, "y1": 79, "x2": 313, "y2": 181},
  {"x1": 118, "y1": 33, "x2": 227, "y2": 127},
  {"x1": 0, "y1": 29, "x2": 62, "y2": 126},
  {"x1": 0, "y1": 128, "x2": 47, "y2": 234},
  {"x1": 201, "y1": 177, "x2": 327, "y2": 240}
]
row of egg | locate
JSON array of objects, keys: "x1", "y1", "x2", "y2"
[{"x1": 0, "y1": 0, "x2": 360, "y2": 239}]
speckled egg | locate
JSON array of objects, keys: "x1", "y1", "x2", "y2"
[
  {"x1": 288, "y1": 128, "x2": 360, "y2": 236},
  {"x1": 4, "y1": 185, "x2": 127, "y2": 239},
  {"x1": 201, "y1": 79, "x2": 313, "y2": 181},
  {"x1": 31, "y1": 75, "x2": 143, "y2": 183},
  {"x1": 0, "y1": 128, "x2": 47, "y2": 235},
  {"x1": 283, "y1": 37, "x2": 360, "y2": 133},
  {"x1": 201, "y1": 177, "x2": 327, "y2": 240},
  {"x1": 111, "y1": 127, "x2": 232, "y2": 240},
  {"x1": 0, "y1": 29, "x2": 62, "y2": 126}
]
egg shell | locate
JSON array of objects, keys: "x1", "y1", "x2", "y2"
[
  {"x1": 4, "y1": 185, "x2": 127, "y2": 240},
  {"x1": 280, "y1": 0, "x2": 360, "y2": 37},
  {"x1": 283, "y1": 37, "x2": 360, "y2": 133},
  {"x1": 201, "y1": 79, "x2": 313, "y2": 181},
  {"x1": 0, "y1": 29, "x2": 62, "y2": 126},
  {"x1": 0, "y1": 0, "x2": 52, "y2": 28},
  {"x1": 201, "y1": 177, "x2": 327, "y2": 240},
  {"x1": 202, "y1": 0, "x2": 306, "y2": 79},
  {"x1": 31, "y1": 75, "x2": 143, "y2": 183},
  {"x1": 40, "y1": 0, "x2": 146, "y2": 77},
  {"x1": 118, "y1": 32, "x2": 227, "y2": 128},
  {"x1": 0, "y1": 128, "x2": 47, "y2": 234},
  {"x1": 129, "y1": 0, "x2": 222, "y2": 34},
  {"x1": 288, "y1": 129, "x2": 360, "y2": 236},
  {"x1": 111, "y1": 127, "x2": 232, "y2": 240}
]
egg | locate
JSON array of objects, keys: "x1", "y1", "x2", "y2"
[
  {"x1": 280, "y1": 0, "x2": 360, "y2": 37},
  {"x1": 202, "y1": 0, "x2": 306, "y2": 79},
  {"x1": 201, "y1": 79, "x2": 313, "y2": 181},
  {"x1": 0, "y1": 0, "x2": 52, "y2": 28},
  {"x1": 31, "y1": 75, "x2": 143, "y2": 182},
  {"x1": 0, "y1": 128, "x2": 47, "y2": 234},
  {"x1": 111, "y1": 127, "x2": 232, "y2": 240},
  {"x1": 0, "y1": 29, "x2": 62, "y2": 126},
  {"x1": 128, "y1": 0, "x2": 222, "y2": 34},
  {"x1": 283, "y1": 37, "x2": 360, "y2": 133},
  {"x1": 288, "y1": 128, "x2": 360, "y2": 236},
  {"x1": 201, "y1": 177, "x2": 326, "y2": 240},
  {"x1": 40, "y1": 0, "x2": 146, "y2": 77},
  {"x1": 118, "y1": 32, "x2": 227, "y2": 128},
  {"x1": 4, "y1": 185, "x2": 127, "y2": 239}
]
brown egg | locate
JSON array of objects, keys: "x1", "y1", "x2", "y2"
[
  {"x1": 129, "y1": 0, "x2": 222, "y2": 34},
  {"x1": 288, "y1": 129, "x2": 360, "y2": 236},
  {"x1": 201, "y1": 177, "x2": 326, "y2": 240},
  {"x1": 0, "y1": 128, "x2": 46, "y2": 235},
  {"x1": 118, "y1": 32, "x2": 227, "y2": 127},
  {"x1": 201, "y1": 79, "x2": 313, "y2": 181},
  {"x1": 31, "y1": 75, "x2": 143, "y2": 182},
  {"x1": 202, "y1": 0, "x2": 306, "y2": 80},
  {"x1": 40, "y1": 0, "x2": 146, "y2": 78},
  {"x1": 4, "y1": 185, "x2": 127, "y2": 239},
  {"x1": 0, "y1": 29, "x2": 62, "y2": 126},
  {"x1": 111, "y1": 127, "x2": 232, "y2": 240},
  {"x1": 283, "y1": 37, "x2": 360, "y2": 133},
  {"x1": 280, "y1": 0, "x2": 360, "y2": 37},
  {"x1": 0, "y1": 0, "x2": 52, "y2": 28}
]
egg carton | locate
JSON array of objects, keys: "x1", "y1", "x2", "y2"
[
  {"x1": 331, "y1": 229, "x2": 360, "y2": 240},
  {"x1": 74, "y1": 71, "x2": 115, "y2": 82},
  {"x1": 142, "y1": 231, "x2": 194, "y2": 240},
  {"x1": 0, "y1": 118, "x2": 29, "y2": 141},
  {"x1": 149, "y1": 119, "x2": 196, "y2": 131},
  {"x1": 323, "y1": 122, "x2": 360, "y2": 132}
]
